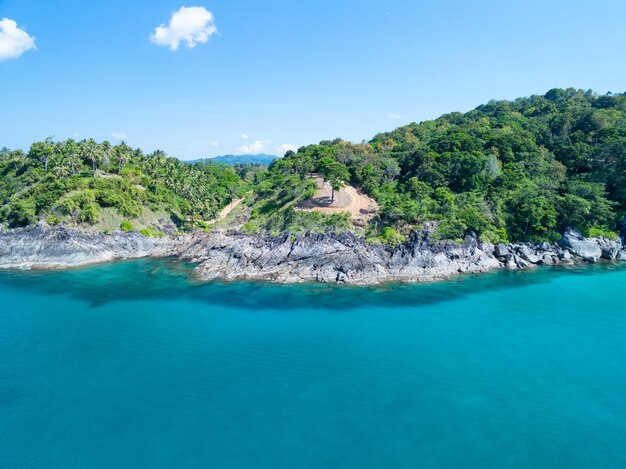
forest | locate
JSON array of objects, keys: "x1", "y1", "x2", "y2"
[
  {"x1": 1, "y1": 89, "x2": 625, "y2": 243},
  {"x1": 255, "y1": 88, "x2": 626, "y2": 243}
]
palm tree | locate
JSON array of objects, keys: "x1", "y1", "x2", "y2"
[
  {"x1": 66, "y1": 152, "x2": 80, "y2": 175},
  {"x1": 113, "y1": 144, "x2": 130, "y2": 173},
  {"x1": 53, "y1": 163, "x2": 71, "y2": 179},
  {"x1": 101, "y1": 141, "x2": 112, "y2": 167},
  {"x1": 83, "y1": 139, "x2": 102, "y2": 174}
]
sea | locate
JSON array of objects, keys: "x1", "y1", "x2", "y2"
[{"x1": 1, "y1": 259, "x2": 626, "y2": 468}]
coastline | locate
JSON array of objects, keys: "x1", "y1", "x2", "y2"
[{"x1": 1, "y1": 224, "x2": 625, "y2": 285}]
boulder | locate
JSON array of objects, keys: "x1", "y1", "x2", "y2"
[
  {"x1": 516, "y1": 245, "x2": 542, "y2": 264},
  {"x1": 494, "y1": 243, "x2": 512, "y2": 259},
  {"x1": 514, "y1": 255, "x2": 530, "y2": 269},
  {"x1": 595, "y1": 238, "x2": 622, "y2": 261},
  {"x1": 558, "y1": 228, "x2": 601, "y2": 263},
  {"x1": 620, "y1": 218, "x2": 626, "y2": 243}
]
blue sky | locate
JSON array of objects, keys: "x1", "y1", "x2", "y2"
[{"x1": 1, "y1": 0, "x2": 625, "y2": 160}]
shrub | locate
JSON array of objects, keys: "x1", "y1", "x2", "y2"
[
  {"x1": 5, "y1": 200, "x2": 37, "y2": 228},
  {"x1": 586, "y1": 227, "x2": 619, "y2": 240},
  {"x1": 58, "y1": 198, "x2": 80, "y2": 216},
  {"x1": 47, "y1": 215, "x2": 61, "y2": 226},
  {"x1": 137, "y1": 226, "x2": 166, "y2": 238},
  {"x1": 120, "y1": 220, "x2": 134, "y2": 232},
  {"x1": 79, "y1": 203, "x2": 100, "y2": 224},
  {"x1": 379, "y1": 226, "x2": 405, "y2": 247}
]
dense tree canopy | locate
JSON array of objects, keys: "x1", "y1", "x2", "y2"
[
  {"x1": 1, "y1": 89, "x2": 625, "y2": 243},
  {"x1": 262, "y1": 88, "x2": 626, "y2": 242}
]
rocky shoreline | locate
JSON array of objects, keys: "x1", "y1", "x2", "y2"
[
  {"x1": 1, "y1": 224, "x2": 625, "y2": 284},
  {"x1": 0, "y1": 224, "x2": 187, "y2": 270},
  {"x1": 181, "y1": 227, "x2": 626, "y2": 284}
]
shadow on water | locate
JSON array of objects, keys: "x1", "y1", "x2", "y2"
[{"x1": 1, "y1": 258, "x2": 625, "y2": 311}]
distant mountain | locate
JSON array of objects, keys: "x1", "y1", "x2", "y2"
[{"x1": 188, "y1": 154, "x2": 278, "y2": 166}]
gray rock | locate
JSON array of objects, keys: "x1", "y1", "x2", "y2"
[
  {"x1": 514, "y1": 255, "x2": 530, "y2": 269},
  {"x1": 558, "y1": 228, "x2": 602, "y2": 263},
  {"x1": 0, "y1": 225, "x2": 184, "y2": 269},
  {"x1": 494, "y1": 243, "x2": 511, "y2": 258},
  {"x1": 559, "y1": 250, "x2": 572, "y2": 261},
  {"x1": 1, "y1": 225, "x2": 624, "y2": 285},
  {"x1": 595, "y1": 238, "x2": 622, "y2": 261},
  {"x1": 182, "y1": 231, "x2": 503, "y2": 285},
  {"x1": 516, "y1": 245, "x2": 542, "y2": 264}
]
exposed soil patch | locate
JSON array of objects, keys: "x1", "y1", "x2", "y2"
[{"x1": 297, "y1": 177, "x2": 379, "y2": 225}]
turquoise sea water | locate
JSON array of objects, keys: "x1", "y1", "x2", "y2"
[{"x1": 1, "y1": 260, "x2": 626, "y2": 468}]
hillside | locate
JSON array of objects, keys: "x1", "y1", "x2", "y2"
[
  {"x1": 1, "y1": 89, "x2": 625, "y2": 244},
  {"x1": 251, "y1": 88, "x2": 626, "y2": 243},
  {"x1": 0, "y1": 141, "x2": 242, "y2": 233}
]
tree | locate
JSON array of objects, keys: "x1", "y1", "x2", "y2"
[
  {"x1": 318, "y1": 156, "x2": 350, "y2": 203},
  {"x1": 83, "y1": 139, "x2": 102, "y2": 174},
  {"x1": 53, "y1": 163, "x2": 71, "y2": 179},
  {"x1": 112, "y1": 143, "x2": 131, "y2": 173},
  {"x1": 28, "y1": 137, "x2": 55, "y2": 172}
]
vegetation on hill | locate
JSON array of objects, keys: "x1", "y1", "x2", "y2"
[
  {"x1": 1, "y1": 89, "x2": 625, "y2": 243},
  {"x1": 0, "y1": 139, "x2": 242, "y2": 232},
  {"x1": 198, "y1": 154, "x2": 277, "y2": 166},
  {"x1": 259, "y1": 88, "x2": 626, "y2": 242}
]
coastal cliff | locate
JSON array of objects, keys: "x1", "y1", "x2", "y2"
[
  {"x1": 0, "y1": 224, "x2": 186, "y2": 270},
  {"x1": 2, "y1": 224, "x2": 624, "y2": 284},
  {"x1": 182, "y1": 228, "x2": 626, "y2": 284}
]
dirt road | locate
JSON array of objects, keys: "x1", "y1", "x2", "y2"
[{"x1": 297, "y1": 177, "x2": 378, "y2": 222}]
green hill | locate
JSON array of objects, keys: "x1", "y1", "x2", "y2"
[
  {"x1": 0, "y1": 141, "x2": 242, "y2": 233},
  {"x1": 249, "y1": 88, "x2": 626, "y2": 242},
  {"x1": 2, "y1": 89, "x2": 625, "y2": 243}
]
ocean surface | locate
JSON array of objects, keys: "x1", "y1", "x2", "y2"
[{"x1": 1, "y1": 260, "x2": 626, "y2": 468}]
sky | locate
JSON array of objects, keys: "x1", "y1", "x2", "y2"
[{"x1": 1, "y1": 0, "x2": 625, "y2": 160}]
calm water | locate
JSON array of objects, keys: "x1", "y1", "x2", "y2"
[{"x1": 1, "y1": 260, "x2": 626, "y2": 468}]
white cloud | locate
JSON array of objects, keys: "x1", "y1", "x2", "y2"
[
  {"x1": 150, "y1": 6, "x2": 217, "y2": 51},
  {"x1": 387, "y1": 113, "x2": 400, "y2": 119},
  {"x1": 111, "y1": 132, "x2": 128, "y2": 141},
  {"x1": 209, "y1": 140, "x2": 219, "y2": 147},
  {"x1": 0, "y1": 18, "x2": 36, "y2": 61},
  {"x1": 241, "y1": 133, "x2": 249, "y2": 140},
  {"x1": 237, "y1": 140, "x2": 266, "y2": 153},
  {"x1": 276, "y1": 144, "x2": 297, "y2": 155}
]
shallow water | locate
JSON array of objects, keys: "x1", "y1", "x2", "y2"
[{"x1": 1, "y1": 260, "x2": 626, "y2": 468}]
